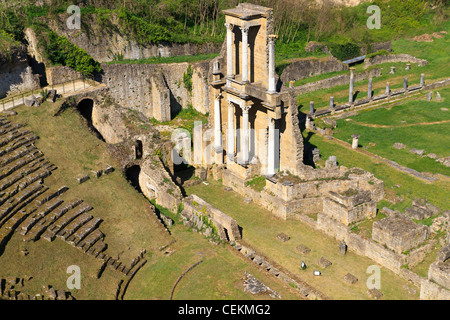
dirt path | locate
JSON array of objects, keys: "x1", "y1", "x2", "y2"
[{"x1": 351, "y1": 119, "x2": 450, "y2": 128}]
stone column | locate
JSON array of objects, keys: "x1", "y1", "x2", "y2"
[
  {"x1": 349, "y1": 67, "x2": 355, "y2": 104},
  {"x1": 227, "y1": 100, "x2": 235, "y2": 161},
  {"x1": 241, "y1": 104, "x2": 251, "y2": 164},
  {"x1": 403, "y1": 77, "x2": 408, "y2": 91},
  {"x1": 214, "y1": 93, "x2": 223, "y2": 152},
  {"x1": 385, "y1": 82, "x2": 390, "y2": 95},
  {"x1": 352, "y1": 134, "x2": 360, "y2": 149},
  {"x1": 225, "y1": 23, "x2": 234, "y2": 84},
  {"x1": 329, "y1": 96, "x2": 334, "y2": 110},
  {"x1": 309, "y1": 101, "x2": 314, "y2": 115},
  {"x1": 267, "y1": 117, "x2": 276, "y2": 177},
  {"x1": 405, "y1": 63, "x2": 411, "y2": 70},
  {"x1": 390, "y1": 66, "x2": 395, "y2": 74},
  {"x1": 368, "y1": 78, "x2": 373, "y2": 99},
  {"x1": 268, "y1": 35, "x2": 278, "y2": 93},
  {"x1": 420, "y1": 73, "x2": 425, "y2": 87},
  {"x1": 240, "y1": 26, "x2": 249, "y2": 83}
]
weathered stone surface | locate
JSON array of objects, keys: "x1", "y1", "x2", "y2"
[
  {"x1": 277, "y1": 233, "x2": 290, "y2": 242},
  {"x1": 393, "y1": 142, "x2": 407, "y2": 150},
  {"x1": 367, "y1": 288, "x2": 383, "y2": 299},
  {"x1": 409, "y1": 148, "x2": 425, "y2": 156},
  {"x1": 295, "y1": 244, "x2": 311, "y2": 254},
  {"x1": 372, "y1": 213, "x2": 430, "y2": 254},
  {"x1": 343, "y1": 273, "x2": 358, "y2": 284},
  {"x1": 318, "y1": 257, "x2": 332, "y2": 268},
  {"x1": 76, "y1": 175, "x2": 90, "y2": 184}
]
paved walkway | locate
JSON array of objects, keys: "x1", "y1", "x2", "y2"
[{"x1": 0, "y1": 79, "x2": 95, "y2": 111}]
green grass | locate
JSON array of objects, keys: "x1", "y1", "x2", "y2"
[
  {"x1": 185, "y1": 179, "x2": 420, "y2": 300},
  {"x1": 295, "y1": 24, "x2": 450, "y2": 112},
  {"x1": 304, "y1": 131, "x2": 449, "y2": 211},
  {"x1": 330, "y1": 88, "x2": 450, "y2": 175},
  {"x1": 245, "y1": 175, "x2": 266, "y2": 192}
]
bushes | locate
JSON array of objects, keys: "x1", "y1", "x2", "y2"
[
  {"x1": 328, "y1": 42, "x2": 361, "y2": 61},
  {"x1": 366, "y1": 49, "x2": 390, "y2": 59},
  {"x1": 39, "y1": 30, "x2": 101, "y2": 77},
  {"x1": 117, "y1": 8, "x2": 172, "y2": 45}
]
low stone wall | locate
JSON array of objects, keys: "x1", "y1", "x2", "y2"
[
  {"x1": 280, "y1": 56, "x2": 348, "y2": 84},
  {"x1": 139, "y1": 158, "x2": 183, "y2": 213},
  {"x1": 45, "y1": 66, "x2": 83, "y2": 86},
  {"x1": 420, "y1": 279, "x2": 450, "y2": 300},
  {"x1": 181, "y1": 194, "x2": 241, "y2": 242},
  {"x1": 290, "y1": 68, "x2": 382, "y2": 96},
  {"x1": 316, "y1": 213, "x2": 407, "y2": 273},
  {"x1": 364, "y1": 54, "x2": 428, "y2": 69}
]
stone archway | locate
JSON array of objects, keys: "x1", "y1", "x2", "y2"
[{"x1": 76, "y1": 98, "x2": 105, "y2": 142}]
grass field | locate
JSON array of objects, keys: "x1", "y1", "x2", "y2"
[
  {"x1": 296, "y1": 24, "x2": 450, "y2": 112},
  {"x1": 331, "y1": 87, "x2": 450, "y2": 176},
  {"x1": 0, "y1": 100, "x2": 305, "y2": 300},
  {"x1": 185, "y1": 180, "x2": 420, "y2": 300}
]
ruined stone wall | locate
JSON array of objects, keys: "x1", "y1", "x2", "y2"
[
  {"x1": 420, "y1": 279, "x2": 450, "y2": 300},
  {"x1": 290, "y1": 68, "x2": 382, "y2": 96},
  {"x1": 100, "y1": 61, "x2": 212, "y2": 120},
  {"x1": 316, "y1": 213, "x2": 406, "y2": 273},
  {"x1": 46, "y1": 14, "x2": 222, "y2": 63},
  {"x1": 364, "y1": 54, "x2": 428, "y2": 69},
  {"x1": 181, "y1": 194, "x2": 241, "y2": 242},
  {"x1": 139, "y1": 158, "x2": 183, "y2": 213},
  {"x1": 279, "y1": 92, "x2": 304, "y2": 176},
  {"x1": 280, "y1": 56, "x2": 348, "y2": 84},
  {"x1": 45, "y1": 66, "x2": 83, "y2": 86},
  {"x1": 0, "y1": 47, "x2": 40, "y2": 98}
]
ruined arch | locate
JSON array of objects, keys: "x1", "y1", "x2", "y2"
[
  {"x1": 125, "y1": 164, "x2": 141, "y2": 192},
  {"x1": 76, "y1": 98, "x2": 105, "y2": 142}
]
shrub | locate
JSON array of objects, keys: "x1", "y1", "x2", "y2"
[{"x1": 328, "y1": 42, "x2": 361, "y2": 61}]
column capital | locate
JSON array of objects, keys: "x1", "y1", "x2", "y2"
[
  {"x1": 239, "y1": 25, "x2": 250, "y2": 33},
  {"x1": 267, "y1": 117, "x2": 275, "y2": 126},
  {"x1": 225, "y1": 23, "x2": 234, "y2": 31},
  {"x1": 268, "y1": 34, "x2": 278, "y2": 43},
  {"x1": 241, "y1": 104, "x2": 251, "y2": 113}
]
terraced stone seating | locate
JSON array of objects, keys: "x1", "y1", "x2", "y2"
[{"x1": 41, "y1": 203, "x2": 93, "y2": 242}]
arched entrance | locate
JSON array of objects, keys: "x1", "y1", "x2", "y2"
[
  {"x1": 76, "y1": 98, "x2": 105, "y2": 141},
  {"x1": 125, "y1": 165, "x2": 141, "y2": 192}
]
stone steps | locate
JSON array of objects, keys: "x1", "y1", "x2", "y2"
[
  {"x1": 23, "y1": 199, "x2": 83, "y2": 242},
  {"x1": 0, "y1": 182, "x2": 47, "y2": 225},
  {"x1": 0, "y1": 157, "x2": 45, "y2": 192},
  {"x1": 76, "y1": 228, "x2": 104, "y2": 252},
  {"x1": 19, "y1": 197, "x2": 64, "y2": 235},
  {"x1": 42, "y1": 203, "x2": 92, "y2": 242},
  {"x1": 0, "y1": 144, "x2": 39, "y2": 167},
  {"x1": 66, "y1": 217, "x2": 102, "y2": 247},
  {"x1": 0, "y1": 152, "x2": 43, "y2": 181},
  {"x1": 56, "y1": 213, "x2": 93, "y2": 241}
]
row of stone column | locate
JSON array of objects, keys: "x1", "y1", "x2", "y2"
[
  {"x1": 225, "y1": 23, "x2": 277, "y2": 93},
  {"x1": 308, "y1": 72, "x2": 426, "y2": 114},
  {"x1": 214, "y1": 95, "x2": 277, "y2": 175}
]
